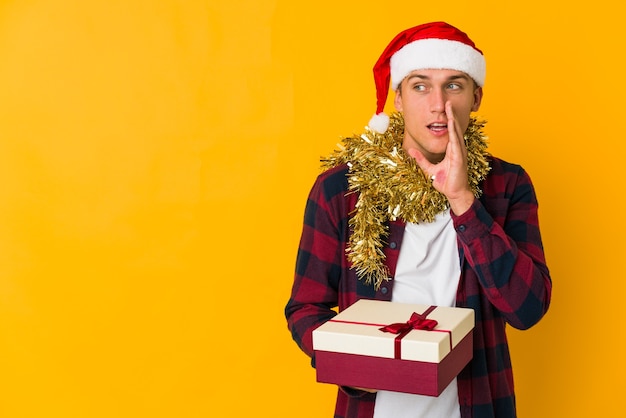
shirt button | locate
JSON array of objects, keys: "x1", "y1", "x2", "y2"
[
  {"x1": 458, "y1": 225, "x2": 466, "y2": 232},
  {"x1": 380, "y1": 286, "x2": 388, "y2": 295},
  {"x1": 389, "y1": 242, "x2": 397, "y2": 249}
]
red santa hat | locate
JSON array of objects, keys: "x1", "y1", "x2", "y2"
[{"x1": 368, "y1": 21, "x2": 486, "y2": 133}]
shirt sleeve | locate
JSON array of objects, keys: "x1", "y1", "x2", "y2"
[
  {"x1": 451, "y1": 163, "x2": 552, "y2": 329},
  {"x1": 284, "y1": 168, "x2": 347, "y2": 363}
]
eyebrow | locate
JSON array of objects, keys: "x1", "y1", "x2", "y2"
[{"x1": 406, "y1": 73, "x2": 471, "y2": 82}]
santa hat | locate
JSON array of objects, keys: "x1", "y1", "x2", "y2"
[{"x1": 368, "y1": 21, "x2": 486, "y2": 133}]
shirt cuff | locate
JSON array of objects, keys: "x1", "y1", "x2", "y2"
[{"x1": 450, "y1": 198, "x2": 493, "y2": 242}]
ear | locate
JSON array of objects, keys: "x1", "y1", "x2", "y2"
[
  {"x1": 471, "y1": 86, "x2": 483, "y2": 112},
  {"x1": 393, "y1": 85, "x2": 403, "y2": 111}
]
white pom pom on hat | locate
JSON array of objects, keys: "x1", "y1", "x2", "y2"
[
  {"x1": 368, "y1": 21, "x2": 486, "y2": 134},
  {"x1": 368, "y1": 112, "x2": 390, "y2": 134}
]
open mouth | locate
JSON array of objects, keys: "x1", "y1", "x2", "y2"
[{"x1": 428, "y1": 122, "x2": 447, "y2": 133}]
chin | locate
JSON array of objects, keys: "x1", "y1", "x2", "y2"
[{"x1": 422, "y1": 153, "x2": 445, "y2": 164}]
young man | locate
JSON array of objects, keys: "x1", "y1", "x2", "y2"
[{"x1": 285, "y1": 22, "x2": 552, "y2": 418}]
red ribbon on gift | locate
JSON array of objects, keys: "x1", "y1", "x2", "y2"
[
  {"x1": 379, "y1": 305, "x2": 439, "y2": 359},
  {"x1": 328, "y1": 305, "x2": 452, "y2": 360}
]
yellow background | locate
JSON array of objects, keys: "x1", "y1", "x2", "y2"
[{"x1": 0, "y1": 0, "x2": 623, "y2": 417}]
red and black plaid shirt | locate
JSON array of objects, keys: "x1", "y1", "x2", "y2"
[{"x1": 285, "y1": 156, "x2": 552, "y2": 418}]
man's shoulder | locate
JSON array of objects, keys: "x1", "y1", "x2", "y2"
[
  {"x1": 313, "y1": 163, "x2": 350, "y2": 198},
  {"x1": 485, "y1": 155, "x2": 534, "y2": 186},
  {"x1": 306, "y1": 163, "x2": 356, "y2": 219},
  {"x1": 483, "y1": 155, "x2": 535, "y2": 200},
  {"x1": 487, "y1": 155, "x2": 525, "y2": 175},
  {"x1": 318, "y1": 163, "x2": 350, "y2": 180}
]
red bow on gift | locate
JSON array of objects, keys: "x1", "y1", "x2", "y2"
[
  {"x1": 379, "y1": 311, "x2": 438, "y2": 334},
  {"x1": 378, "y1": 306, "x2": 439, "y2": 359}
]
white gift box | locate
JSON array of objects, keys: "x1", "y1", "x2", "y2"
[{"x1": 312, "y1": 299, "x2": 475, "y2": 396}]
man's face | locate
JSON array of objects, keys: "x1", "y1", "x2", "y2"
[{"x1": 394, "y1": 69, "x2": 483, "y2": 163}]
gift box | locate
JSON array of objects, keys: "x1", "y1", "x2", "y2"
[{"x1": 312, "y1": 299, "x2": 474, "y2": 396}]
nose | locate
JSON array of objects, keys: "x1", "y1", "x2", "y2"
[{"x1": 430, "y1": 88, "x2": 446, "y2": 113}]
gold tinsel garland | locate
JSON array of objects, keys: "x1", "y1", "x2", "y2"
[{"x1": 321, "y1": 112, "x2": 491, "y2": 289}]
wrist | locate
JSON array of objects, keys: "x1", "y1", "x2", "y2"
[{"x1": 448, "y1": 191, "x2": 475, "y2": 216}]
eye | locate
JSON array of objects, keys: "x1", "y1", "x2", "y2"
[
  {"x1": 447, "y1": 83, "x2": 461, "y2": 90},
  {"x1": 412, "y1": 83, "x2": 426, "y2": 92}
]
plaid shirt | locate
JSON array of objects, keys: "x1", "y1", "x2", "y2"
[{"x1": 285, "y1": 156, "x2": 552, "y2": 418}]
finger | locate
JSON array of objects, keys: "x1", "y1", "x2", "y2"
[
  {"x1": 352, "y1": 387, "x2": 378, "y2": 393},
  {"x1": 408, "y1": 147, "x2": 440, "y2": 184},
  {"x1": 407, "y1": 147, "x2": 434, "y2": 173},
  {"x1": 445, "y1": 102, "x2": 461, "y2": 143},
  {"x1": 445, "y1": 102, "x2": 466, "y2": 158}
]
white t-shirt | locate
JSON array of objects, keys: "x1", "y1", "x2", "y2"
[{"x1": 373, "y1": 209, "x2": 461, "y2": 418}]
